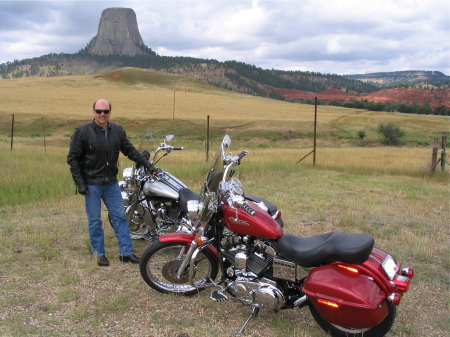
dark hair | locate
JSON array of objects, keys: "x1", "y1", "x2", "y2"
[{"x1": 93, "y1": 100, "x2": 112, "y2": 110}]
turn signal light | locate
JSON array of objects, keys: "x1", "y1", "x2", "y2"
[
  {"x1": 394, "y1": 275, "x2": 410, "y2": 292},
  {"x1": 401, "y1": 268, "x2": 414, "y2": 279},
  {"x1": 317, "y1": 299, "x2": 339, "y2": 308},
  {"x1": 387, "y1": 293, "x2": 402, "y2": 305},
  {"x1": 196, "y1": 235, "x2": 207, "y2": 245},
  {"x1": 337, "y1": 264, "x2": 359, "y2": 273}
]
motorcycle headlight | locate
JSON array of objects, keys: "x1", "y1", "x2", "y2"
[
  {"x1": 118, "y1": 181, "x2": 127, "y2": 192},
  {"x1": 122, "y1": 167, "x2": 133, "y2": 182},
  {"x1": 122, "y1": 167, "x2": 139, "y2": 193},
  {"x1": 187, "y1": 200, "x2": 201, "y2": 221}
]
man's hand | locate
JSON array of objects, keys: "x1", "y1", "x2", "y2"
[
  {"x1": 144, "y1": 162, "x2": 159, "y2": 176},
  {"x1": 78, "y1": 184, "x2": 88, "y2": 195}
]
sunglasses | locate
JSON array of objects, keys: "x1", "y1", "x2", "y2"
[{"x1": 95, "y1": 109, "x2": 110, "y2": 114}]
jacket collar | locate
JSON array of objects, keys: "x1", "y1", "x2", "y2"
[{"x1": 91, "y1": 119, "x2": 110, "y2": 132}]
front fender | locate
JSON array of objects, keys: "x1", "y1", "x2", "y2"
[
  {"x1": 158, "y1": 232, "x2": 196, "y2": 243},
  {"x1": 158, "y1": 233, "x2": 219, "y2": 261}
]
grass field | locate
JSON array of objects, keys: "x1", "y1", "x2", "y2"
[
  {"x1": 0, "y1": 67, "x2": 448, "y2": 146},
  {"x1": 0, "y1": 69, "x2": 449, "y2": 337}
]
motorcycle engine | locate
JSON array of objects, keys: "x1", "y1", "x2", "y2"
[
  {"x1": 222, "y1": 232, "x2": 275, "y2": 275},
  {"x1": 221, "y1": 231, "x2": 285, "y2": 310},
  {"x1": 153, "y1": 201, "x2": 188, "y2": 234},
  {"x1": 226, "y1": 270, "x2": 285, "y2": 311}
]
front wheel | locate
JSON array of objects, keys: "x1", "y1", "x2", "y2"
[
  {"x1": 139, "y1": 240, "x2": 219, "y2": 296},
  {"x1": 309, "y1": 301, "x2": 396, "y2": 337}
]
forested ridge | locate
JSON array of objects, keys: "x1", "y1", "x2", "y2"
[{"x1": 0, "y1": 52, "x2": 380, "y2": 95}]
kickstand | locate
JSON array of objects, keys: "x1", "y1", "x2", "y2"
[{"x1": 235, "y1": 307, "x2": 260, "y2": 335}]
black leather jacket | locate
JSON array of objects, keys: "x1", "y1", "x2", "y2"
[{"x1": 67, "y1": 120, "x2": 146, "y2": 190}]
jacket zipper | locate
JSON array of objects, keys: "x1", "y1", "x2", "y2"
[{"x1": 103, "y1": 128, "x2": 109, "y2": 184}]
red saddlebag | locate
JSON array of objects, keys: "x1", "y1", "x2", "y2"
[{"x1": 302, "y1": 264, "x2": 388, "y2": 328}]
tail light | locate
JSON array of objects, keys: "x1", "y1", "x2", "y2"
[
  {"x1": 337, "y1": 264, "x2": 359, "y2": 273},
  {"x1": 387, "y1": 293, "x2": 402, "y2": 305},
  {"x1": 401, "y1": 267, "x2": 414, "y2": 279},
  {"x1": 394, "y1": 275, "x2": 410, "y2": 292},
  {"x1": 274, "y1": 211, "x2": 282, "y2": 219},
  {"x1": 317, "y1": 299, "x2": 339, "y2": 308}
]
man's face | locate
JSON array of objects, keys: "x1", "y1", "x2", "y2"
[{"x1": 93, "y1": 100, "x2": 111, "y2": 128}]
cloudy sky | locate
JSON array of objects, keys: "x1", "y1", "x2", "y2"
[{"x1": 0, "y1": 0, "x2": 448, "y2": 75}]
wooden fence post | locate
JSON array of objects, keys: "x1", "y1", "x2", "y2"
[
  {"x1": 206, "y1": 115, "x2": 210, "y2": 161},
  {"x1": 441, "y1": 135, "x2": 447, "y2": 172},
  {"x1": 313, "y1": 97, "x2": 318, "y2": 165},
  {"x1": 431, "y1": 138, "x2": 438, "y2": 172},
  {"x1": 172, "y1": 90, "x2": 176, "y2": 120},
  {"x1": 10, "y1": 114, "x2": 14, "y2": 151},
  {"x1": 42, "y1": 117, "x2": 47, "y2": 155},
  {"x1": 297, "y1": 98, "x2": 318, "y2": 165}
]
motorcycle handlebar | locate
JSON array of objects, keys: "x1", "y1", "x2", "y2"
[
  {"x1": 172, "y1": 147, "x2": 184, "y2": 150},
  {"x1": 235, "y1": 150, "x2": 249, "y2": 165},
  {"x1": 237, "y1": 150, "x2": 249, "y2": 160}
]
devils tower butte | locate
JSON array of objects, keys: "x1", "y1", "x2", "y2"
[{"x1": 86, "y1": 8, "x2": 150, "y2": 56}]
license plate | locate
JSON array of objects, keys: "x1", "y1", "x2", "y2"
[{"x1": 382, "y1": 254, "x2": 398, "y2": 280}]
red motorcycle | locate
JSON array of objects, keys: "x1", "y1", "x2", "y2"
[{"x1": 139, "y1": 135, "x2": 414, "y2": 336}]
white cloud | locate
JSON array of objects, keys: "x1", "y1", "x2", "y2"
[{"x1": 0, "y1": 0, "x2": 448, "y2": 75}]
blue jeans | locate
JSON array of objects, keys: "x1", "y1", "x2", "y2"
[{"x1": 84, "y1": 183, "x2": 134, "y2": 257}]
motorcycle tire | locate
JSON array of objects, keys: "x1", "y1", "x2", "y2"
[
  {"x1": 139, "y1": 240, "x2": 219, "y2": 296},
  {"x1": 108, "y1": 211, "x2": 149, "y2": 240},
  {"x1": 309, "y1": 301, "x2": 396, "y2": 337}
]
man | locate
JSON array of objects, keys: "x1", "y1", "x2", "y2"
[{"x1": 67, "y1": 99, "x2": 157, "y2": 266}]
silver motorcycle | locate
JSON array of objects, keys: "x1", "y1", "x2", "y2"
[{"x1": 114, "y1": 130, "x2": 283, "y2": 241}]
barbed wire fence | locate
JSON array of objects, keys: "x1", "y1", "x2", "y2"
[
  {"x1": 2, "y1": 114, "x2": 449, "y2": 174},
  {"x1": 0, "y1": 114, "x2": 72, "y2": 154},
  {"x1": 431, "y1": 136, "x2": 448, "y2": 173}
]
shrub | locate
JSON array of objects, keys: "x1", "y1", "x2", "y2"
[
  {"x1": 377, "y1": 123, "x2": 405, "y2": 145},
  {"x1": 357, "y1": 129, "x2": 366, "y2": 143}
]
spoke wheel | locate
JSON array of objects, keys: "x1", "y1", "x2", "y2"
[{"x1": 139, "y1": 240, "x2": 218, "y2": 296}]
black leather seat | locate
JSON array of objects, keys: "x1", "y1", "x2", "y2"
[
  {"x1": 178, "y1": 188, "x2": 200, "y2": 213},
  {"x1": 244, "y1": 194, "x2": 278, "y2": 214},
  {"x1": 277, "y1": 232, "x2": 374, "y2": 267}
]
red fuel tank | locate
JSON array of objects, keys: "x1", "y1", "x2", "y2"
[{"x1": 222, "y1": 201, "x2": 283, "y2": 239}]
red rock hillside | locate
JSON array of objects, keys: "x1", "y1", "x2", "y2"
[{"x1": 274, "y1": 88, "x2": 450, "y2": 108}]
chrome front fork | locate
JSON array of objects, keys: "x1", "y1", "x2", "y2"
[
  {"x1": 176, "y1": 239, "x2": 217, "y2": 289},
  {"x1": 176, "y1": 240, "x2": 198, "y2": 279}
]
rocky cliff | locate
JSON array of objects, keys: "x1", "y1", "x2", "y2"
[
  {"x1": 343, "y1": 71, "x2": 449, "y2": 87},
  {"x1": 274, "y1": 87, "x2": 450, "y2": 108},
  {"x1": 86, "y1": 7, "x2": 150, "y2": 56}
]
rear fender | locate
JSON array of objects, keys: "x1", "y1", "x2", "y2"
[
  {"x1": 316, "y1": 247, "x2": 404, "y2": 297},
  {"x1": 357, "y1": 247, "x2": 402, "y2": 295},
  {"x1": 158, "y1": 233, "x2": 219, "y2": 261}
]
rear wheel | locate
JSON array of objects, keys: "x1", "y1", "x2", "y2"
[
  {"x1": 139, "y1": 240, "x2": 218, "y2": 296},
  {"x1": 309, "y1": 301, "x2": 396, "y2": 337}
]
